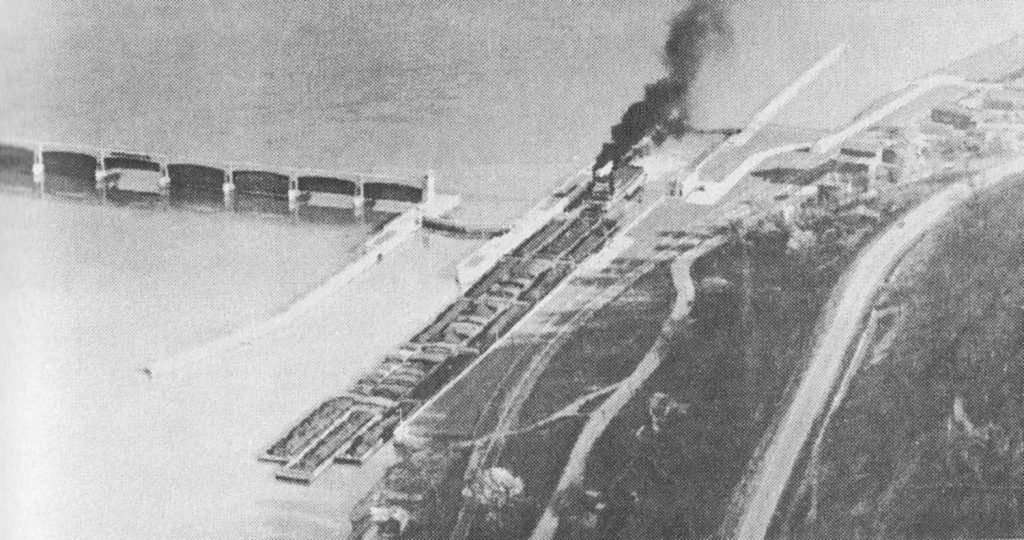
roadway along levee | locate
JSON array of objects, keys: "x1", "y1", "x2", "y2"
[{"x1": 730, "y1": 156, "x2": 1024, "y2": 539}]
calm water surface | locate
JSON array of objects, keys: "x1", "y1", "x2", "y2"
[{"x1": 3, "y1": 1, "x2": 1019, "y2": 218}]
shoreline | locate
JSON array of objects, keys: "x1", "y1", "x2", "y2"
[{"x1": 153, "y1": 194, "x2": 460, "y2": 376}]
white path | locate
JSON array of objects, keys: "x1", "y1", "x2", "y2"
[
  {"x1": 813, "y1": 74, "x2": 966, "y2": 153},
  {"x1": 681, "y1": 45, "x2": 845, "y2": 204},
  {"x1": 685, "y1": 143, "x2": 809, "y2": 205},
  {"x1": 529, "y1": 237, "x2": 725, "y2": 540},
  {"x1": 154, "y1": 195, "x2": 459, "y2": 374},
  {"x1": 730, "y1": 44, "x2": 847, "y2": 147}
]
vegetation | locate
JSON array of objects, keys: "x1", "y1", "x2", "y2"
[
  {"x1": 356, "y1": 441, "x2": 470, "y2": 540},
  {"x1": 398, "y1": 264, "x2": 674, "y2": 539},
  {"x1": 517, "y1": 264, "x2": 676, "y2": 428},
  {"x1": 564, "y1": 234, "x2": 837, "y2": 538},
  {"x1": 560, "y1": 177, "x2": 954, "y2": 539},
  {"x1": 457, "y1": 265, "x2": 676, "y2": 538},
  {"x1": 782, "y1": 176, "x2": 1024, "y2": 538},
  {"x1": 471, "y1": 418, "x2": 588, "y2": 539}
]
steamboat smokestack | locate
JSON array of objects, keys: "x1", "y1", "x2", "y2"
[{"x1": 593, "y1": 0, "x2": 730, "y2": 172}]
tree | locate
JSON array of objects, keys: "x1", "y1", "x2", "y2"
[{"x1": 462, "y1": 467, "x2": 525, "y2": 525}]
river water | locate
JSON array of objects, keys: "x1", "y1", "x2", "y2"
[
  {"x1": 3, "y1": 1, "x2": 1020, "y2": 218},
  {"x1": 1, "y1": 1, "x2": 1022, "y2": 538}
]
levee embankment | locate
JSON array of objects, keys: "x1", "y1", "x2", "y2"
[
  {"x1": 731, "y1": 156, "x2": 1024, "y2": 539},
  {"x1": 156, "y1": 193, "x2": 460, "y2": 376}
]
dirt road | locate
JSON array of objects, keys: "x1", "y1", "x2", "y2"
[
  {"x1": 731, "y1": 157, "x2": 1024, "y2": 539},
  {"x1": 529, "y1": 237, "x2": 724, "y2": 540},
  {"x1": 448, "y1": 253, "x2": 660, "y2": 540}
]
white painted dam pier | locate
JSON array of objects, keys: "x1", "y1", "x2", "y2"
[{"x1": 0, "y1": 139, "x2": 445, "y2": 221}]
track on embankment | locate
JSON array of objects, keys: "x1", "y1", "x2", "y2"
[{"x1": 729, "y1": 156, "x2": 1024, "y2": 539}]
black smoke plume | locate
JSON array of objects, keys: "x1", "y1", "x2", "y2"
[{"x1": 593, "y1": 0, "x2": 730, "y2": 172}]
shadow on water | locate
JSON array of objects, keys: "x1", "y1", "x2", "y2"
[
  {"x1": 1, "y1": 182, "x2": 400, "y2": 232},
  {"x1": 0, "y1": 147, "x2": 400, "y2": 232}
]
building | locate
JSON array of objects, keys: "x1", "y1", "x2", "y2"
[
  {"x1": 750, "y1": 151, "x2": 833, "y2": 186},
  {"x1": 981, "y1": 89, "x2": 1024, "y2": 111},
  {"x1": 832, "y1": 135, "x2": 885, "y2": 188},
  {"x1": 931, "y1": 105, "x2": 978, "y2": 130}
]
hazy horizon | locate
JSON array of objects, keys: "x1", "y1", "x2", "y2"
[{"x1": 1, "y1": 0, "x2": 1022, "y2": 218}]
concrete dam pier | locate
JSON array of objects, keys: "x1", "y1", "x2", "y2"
[{"x1": 0, "y1": 140, "x2": 440, "y2": 221}]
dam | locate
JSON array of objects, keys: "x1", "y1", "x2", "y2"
[{"x1": 0, "y1": 140, "x2": 442, "y2": 220}]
